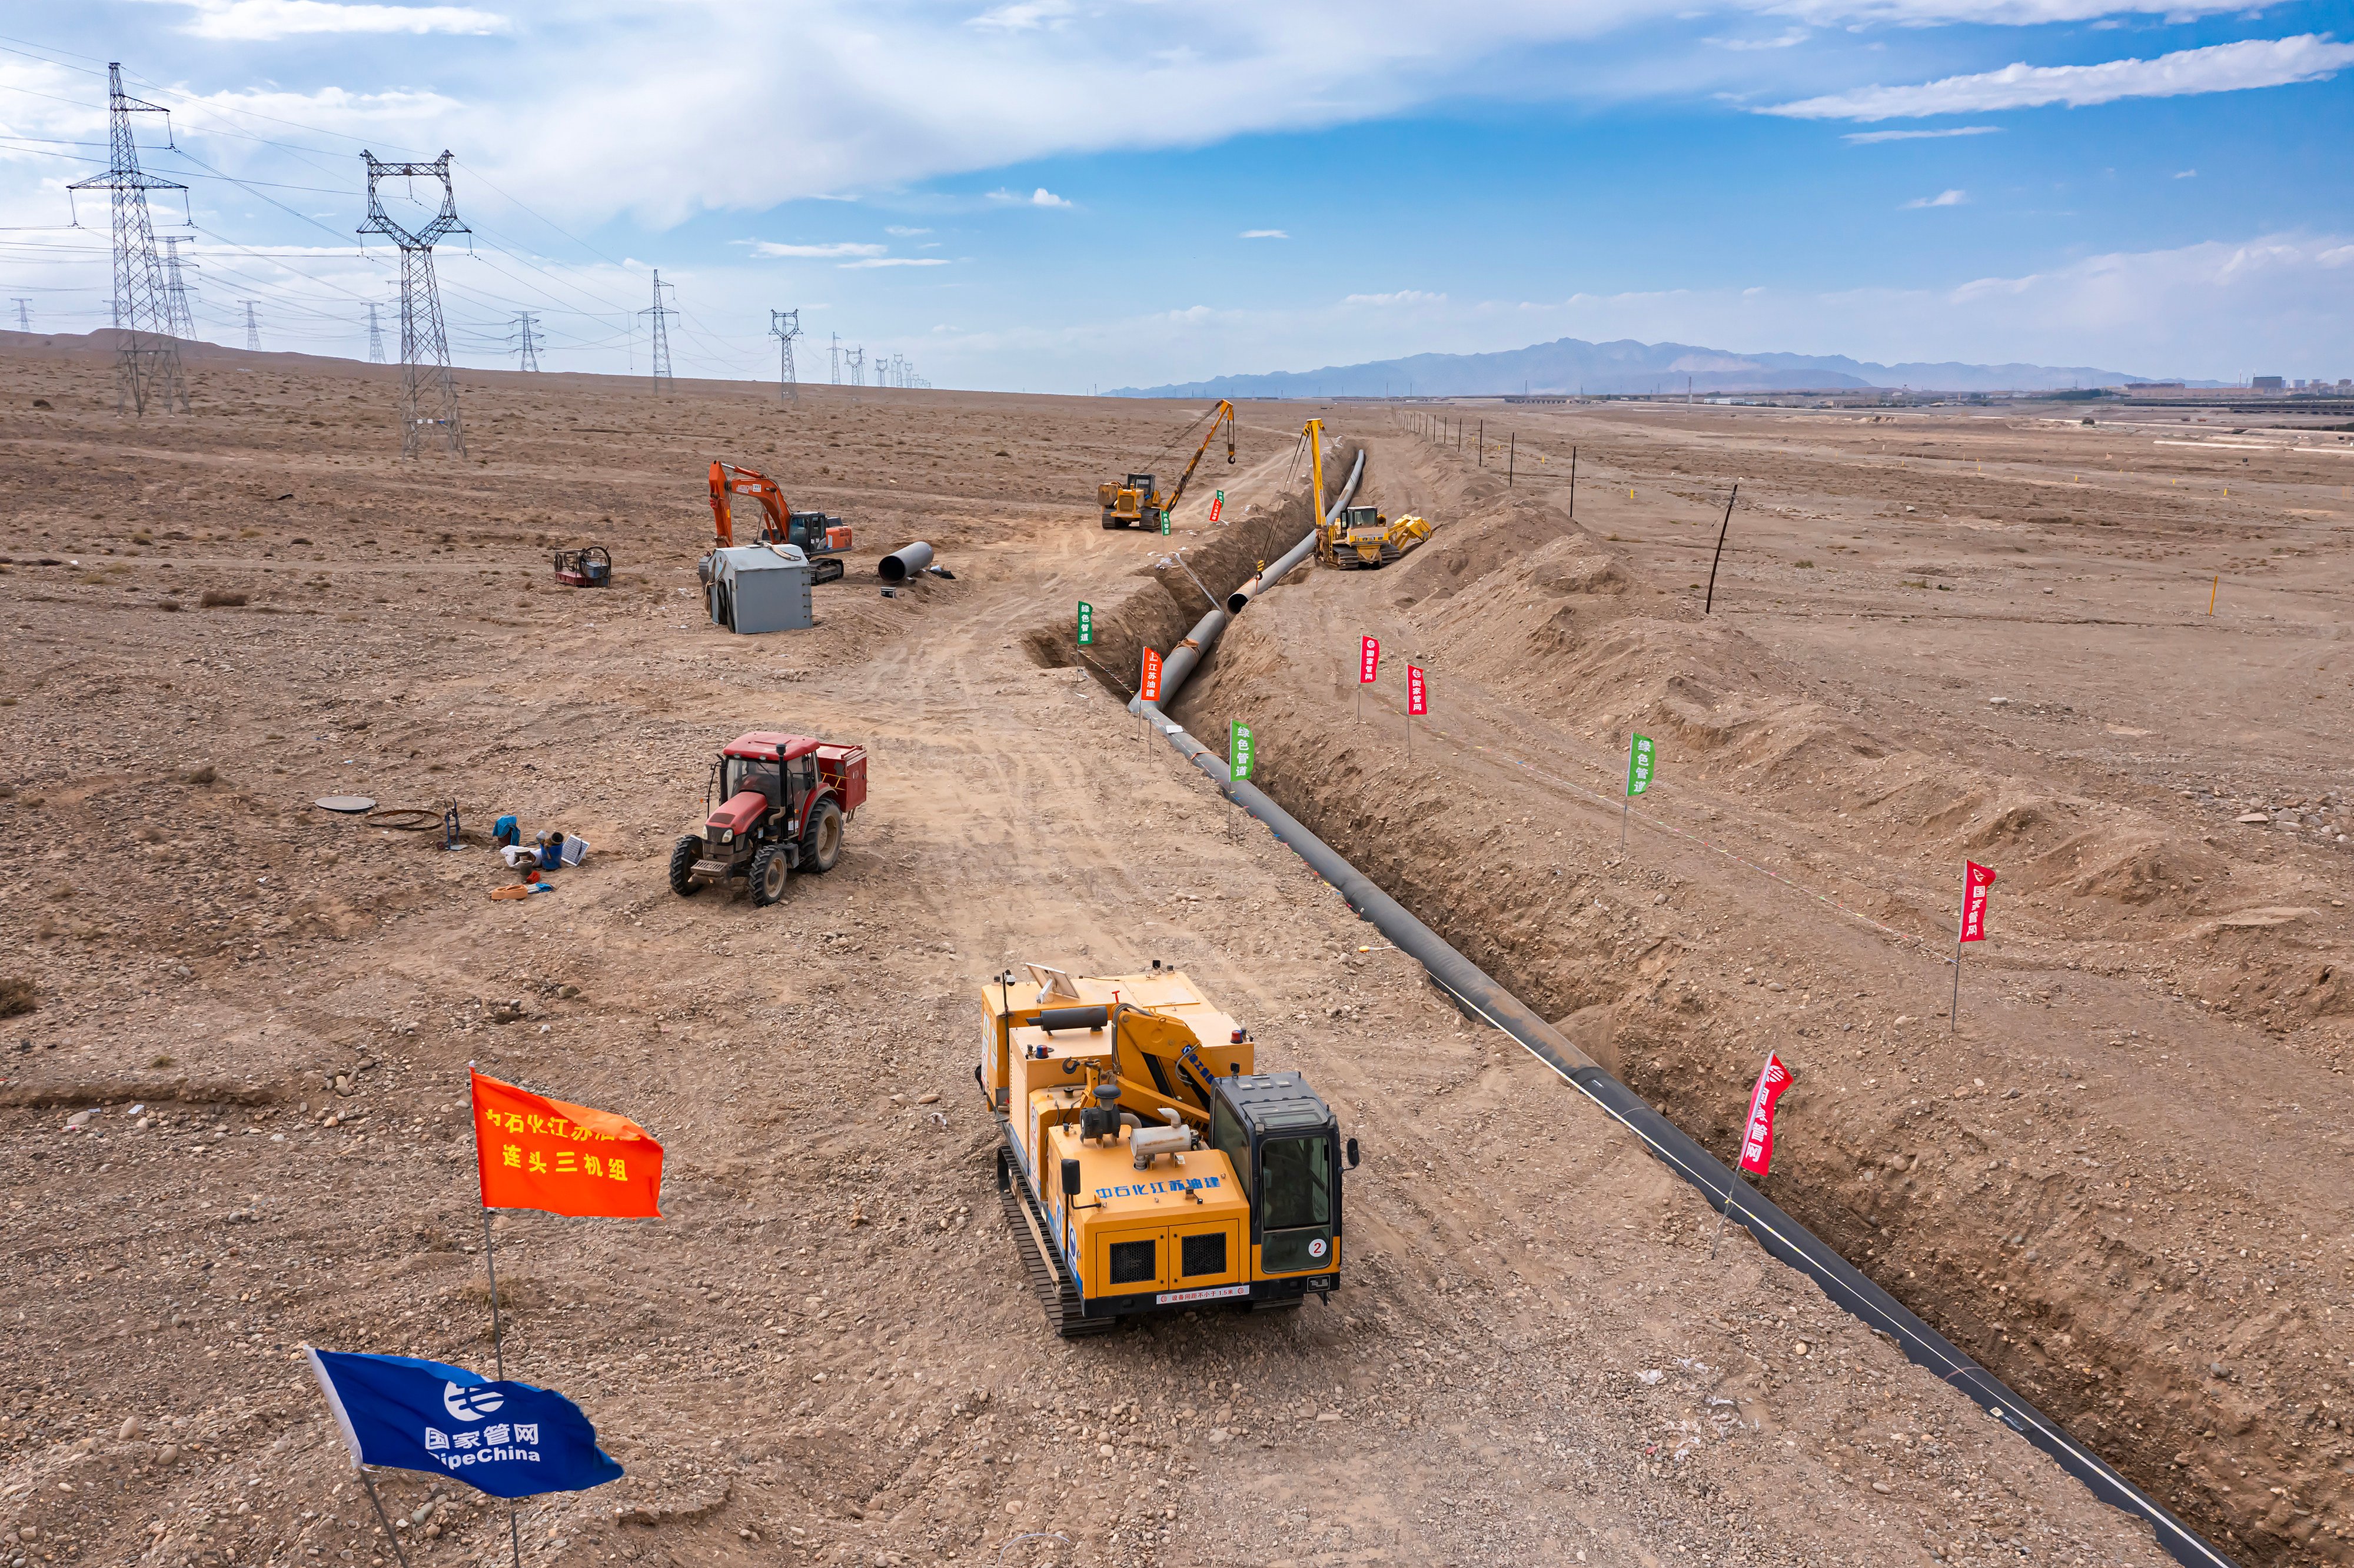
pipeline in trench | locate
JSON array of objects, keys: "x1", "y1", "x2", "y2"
[{"x1": 1112, "y1": 498, "x2": 2232, "y2": 1568}]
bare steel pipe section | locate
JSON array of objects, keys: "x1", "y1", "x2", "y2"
[{"x1": 877, "y1": 541, "x2": 934, "y2": 582}]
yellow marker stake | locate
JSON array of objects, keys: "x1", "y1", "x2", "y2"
[{"x1": 2209, "y1": 576, "x2": 2217, "y2": 615}]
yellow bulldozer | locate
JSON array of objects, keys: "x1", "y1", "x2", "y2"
[
  {"x1": 976, "y1": 963, "x2": 1358, "y2": 1337},
  {"x1": 1327, "y1": 504, "x2": 1432, "y2": 569}
]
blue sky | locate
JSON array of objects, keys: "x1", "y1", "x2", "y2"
[{"x1": 1, "y1": 0, "x2": 2347, "y2": 389}]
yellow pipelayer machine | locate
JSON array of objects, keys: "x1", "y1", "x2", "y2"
[{"x1": 976, "y1": 963, "x2": 1359, "y2": 1337}]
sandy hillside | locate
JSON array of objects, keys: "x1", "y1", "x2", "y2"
[{"x1": 0, "y1": 338, "x2": 2335, "y2": 1568}]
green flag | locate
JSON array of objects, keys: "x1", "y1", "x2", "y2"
[
  {"x1": 1229, "y1": 721, "x2": 1255, "y2": 781},
  {"x1": 1627, "y1": 733, "x2": 1654, "y2": 797},
  {"x1": 1076, "y1": 600, "x2": 1093, "y2": 647}
]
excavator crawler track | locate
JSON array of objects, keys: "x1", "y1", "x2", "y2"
[{"x1": 992, "y1": 1130, "x2": 1113, "y2": 1339}]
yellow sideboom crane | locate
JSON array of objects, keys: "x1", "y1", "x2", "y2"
[
  {"x1": 977, "y1": 963, "x2": 1359, "y2": 1337},
  {"x1": 1304, "y1": 417, "x2": 1431, "y2": 568},
  {"x1": 1099, "y1": 401, "x2": 1236, "y2": 530}
]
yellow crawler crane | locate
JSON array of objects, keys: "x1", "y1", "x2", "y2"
[{"x1": 976, "y1": 963, "x2": 1359, "y2": 1337}]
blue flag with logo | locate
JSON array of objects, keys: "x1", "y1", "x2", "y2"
[{"x1": 306, "y1": 1349, "x2": 623, "y2": 1499}]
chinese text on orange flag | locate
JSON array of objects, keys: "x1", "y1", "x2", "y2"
[{"x1": 470, "y1": 1070, "x2": 663, "y2": 1219}]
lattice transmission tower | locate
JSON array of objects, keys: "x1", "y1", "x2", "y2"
[
  {"x1": 358, "y1": 149, "x2": 468, "y2": 457},
  {"x1": 12, "y1": 299, "x2": 31, "y2": 331},
  {"x1": 829, "y1": 332, "x2": 840, "y2": 385},
  {"x1": 69, "y1": 64, "x2": 189, "y2": 416},
  {"x1": 512, "y1": 311, "x2": 541, "y2": 372},
  {"x1": 769, "y1": 309, "x2": 801, "y2": 402},
  {"x1": 367, "y1": 303, "x2": 385, "y2": 364},
  {"x1": 639, "y1": 271, "x2": 676, "y2": 391},
  {"x1": 161, "y1": 236, "x2": 197, "y2": 339},
  {"x1": 241, "y1": 300, "x2": 261, "y2": 351}
]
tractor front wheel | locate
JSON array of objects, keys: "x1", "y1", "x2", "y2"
[
  {"x1": 668, "y1": 835, "x2": 701, "y2": 897},
  {"x1": 748, "y1": 844, "x2": 791, "y2": 906},
  {"x1": 801, "y1": 798, "x2": 844, "y2": 874}
]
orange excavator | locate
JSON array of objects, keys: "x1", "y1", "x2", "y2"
[{"x1": 708, "y1": 460, "x2": 852, "y2": 584}]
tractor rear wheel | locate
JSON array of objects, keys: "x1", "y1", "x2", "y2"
[
  {"x1": 801, "y1": 798, "x2": 844, "y2": 874},
  {"x1": 668, "y1": 835, "x2": 701, "y2": 897},
  {"x1": 748, "y1": 844, "x2": 791, "y2": 906}
]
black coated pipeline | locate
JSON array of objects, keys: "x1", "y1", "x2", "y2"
[{"x1": 1123, "y1": 620, "x2": 2234, "y2": 1568}]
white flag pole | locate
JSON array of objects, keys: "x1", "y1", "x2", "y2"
[{"x1": 1951, "y1": 867, "x2": 1968, "y2": 1033}]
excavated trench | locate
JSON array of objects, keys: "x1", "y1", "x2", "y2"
[{"x1": 1027, "y1": 431, "x2": 2352, "y2": 1568}]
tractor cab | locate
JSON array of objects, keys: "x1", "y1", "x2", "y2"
[{"x1": 673, "y1": 731, "x2": 867, "y2": 905}]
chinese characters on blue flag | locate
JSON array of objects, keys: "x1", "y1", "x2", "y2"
[{"x1": 306, "y1": 1349, "x2": 623, "y2": 1499}]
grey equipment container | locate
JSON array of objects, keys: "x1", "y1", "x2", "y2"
[{"x1": 705, "y1": 544, "x2": 814, "y2": 634}]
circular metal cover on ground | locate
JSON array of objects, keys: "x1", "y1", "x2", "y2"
[{"x1": 315, "y1": 795, "x2": 377, "y2": 814}]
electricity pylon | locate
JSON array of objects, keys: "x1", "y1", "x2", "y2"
[
  {"x1": 161, "y1": 236, "x2": 196, "y2": 339},
  {"x1": 769, "y1": 309, "x2": 801, "y2": 402},
  {"x1": 829, "y1": 332, "x2": 840, "y2": 385},
  {"x1": 358, "y1": 149, "x2": 468, "y2": 458},
  {"x1": 513, "y1": 311, "x2": 541, "y2": 372},
  {"x1": 12, "y1": 299, "x2": 31, "y2": 331},
  {"x1": 639, "y1": 271, "x2": 676, "y2": 391},
  {"x1": 241, "y1": 300, "x2": 261, "y2": 351},
  {"x1": 68, "y1": 63, "x2": 188, "y2": 416},
  {"x1": 367, "y1": 303, "x2": 385, "y2": 364}
]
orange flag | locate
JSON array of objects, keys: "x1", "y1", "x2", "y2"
[{"x1": 470, "y1": 1069, "x2": 663, "y2": 1219}]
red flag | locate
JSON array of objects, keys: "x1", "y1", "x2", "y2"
[
  {"x1": 1358, "y1": 636, "x2": 1380, "y2": 684},
  {"x1": 1139, "y1": 647, "x2": 1163, "y2": 704},
  {"x1": 1737, "y1": 1053, "x2": 1794, "y2": 1177},
  {"x1": 1405, "y1": 664, "x2": 1427, "y2": 717},
  {"x1": 471, "y1": 1070, "x2": 663, "y2": 1219},
  {"x1": 1960, "y1": 860, "x2": 1997, "y2": 943}
]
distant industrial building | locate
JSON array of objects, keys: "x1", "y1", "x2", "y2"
[{"x1": 2252, "y1": 375, "x2": 2286, "y2": 391}]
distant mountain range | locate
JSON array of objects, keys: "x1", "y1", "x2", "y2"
[{"x1": 1110, "y1": 336, "x2": 2222, "y2": 398}]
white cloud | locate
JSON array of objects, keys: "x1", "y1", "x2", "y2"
[
  {"x1": 840, "y1": 256, "x2": 955, "y2": 268},
  {"x1": 1764, "y1": 35, "x2": 2354, "y2": 121},
  {"x1": 988, "y1": 186, "x2": 1072, "y2": 207},
  {"x1": 2173, "y1": 168, "x2": 2196, "y2": 178},
  {"x1": 967, "y1": 0, "x2": 1076, "y2": 30},
  {"x1": 743, "y1": 240, "x2": 887, "y2": 257},
  {"x1": 1902, "y1": 188, "x2": 1967, "y2": 207},
  {"x1": 1342, "y1": 289, "x2": 1448, "y2": 306},
  {"x1": 169, "y1": 0, "x2": 509, "y2": 38},
  {"x1": 1705, "y1": 28, "x2": 1809, "y2": 49},
  {"x1": 1238, "y1": 228, "x2": 1288, "y2": 239},
  {"x1": 1844, "y1": 125, "x2": 2001, "y2": 143},
  {"x1": 885, "y1": 225, "x2": 931, "y2": 235}
]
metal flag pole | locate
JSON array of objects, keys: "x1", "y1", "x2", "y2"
[
  {"x1": 1568, "y1": 447, "x2": 1577, "y2": 521},
  {"x1": 360, "y1": 1472, "x2": 417, "y2": 1568},
  {"x1": 480, "y1": 1209, "x2": 507, "y2": 1376},
  {"x1": 1709, "y1": 1174, "x2": 1745, "y2": 1260},
  {"x1": 1951, "y1": 867, "x2": 1968, "y2": 1034},
  {"x1": 1621, "y1": 736, "x2": 1631, "y2": 851}
]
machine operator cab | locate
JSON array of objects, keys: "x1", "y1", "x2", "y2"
[{"x1": 1205, "y1": 1071, "x2": 1361, "y2": 1286}]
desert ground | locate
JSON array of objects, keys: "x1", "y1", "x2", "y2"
[{"x1": 2, "y1": 334, "x2": 2349, "y2": 1568}]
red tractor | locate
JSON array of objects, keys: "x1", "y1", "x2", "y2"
[{"x1": 670, "y1": 732, "x2": 867, "y2": 905}]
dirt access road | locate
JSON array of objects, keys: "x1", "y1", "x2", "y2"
[{"x1": 0, "y1": 334, "x2": 2275, "y2": 1568}]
